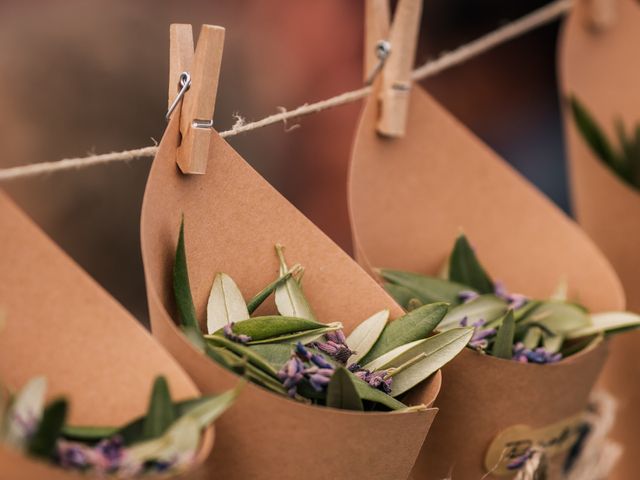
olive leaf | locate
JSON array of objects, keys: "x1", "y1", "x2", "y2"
[
  {"x1": 448, "y1": 234, "x2": 494, "y2": 293},
  {"x1": 378, "y1": 269, "x2": 471, "y2": 305},
  {"x1": 346, "y1": 310, "x2": 389, "y2": 365},
  {"x1": 210, "y1": 315, "x2": 333, "y2": 343},
  {"x1": 543, "y1": 332, "x2": 564, "y2": 354},
  {"x1": 351, "y1": 377, "x2": 407, "y2": 410},
  {"x1": 326, "y1": 367, "x2": 364, "y2": 411},
  {"x1": 523, "y1": 301, "x2": 590, "y2": 334},
  {"x1": 207, "y1": 273, "x2": 250, "y2": 334},
  {"x1": 4, "y1": 376, "x2": 47, "y2": 448},
  {"x1": 566, "y1": 312, "x2": 640, "y2": 339},
  {"x1": 523, "y1": 325, "x2": 542, "y2": 350},
  {"x1": 383, "y1": 282, "x2": 419, "y2": 310},
  {"x1": 364, "y1": 328, "x2": 473, "y2": 397},
  {"x1": 247, "y1": 265, "x2": 301, "y2": 314},
  {"x1": 247, "y1": 343, "x2": 296, "y2": 369},
  {"x1": 173, "y1": 218, "x2": 199, "y2": 331},
  {"x1": 274, "y1": 245, "x2": 316, "y2": 320},
  {"x1": 491, "y1": 310, "x2": 515, "y2": 359},
  {"x1": 142, "y1": 376, "x2": 177, "y2": 440},
  {"x1": 27, "y1": 398, "x2": 68, "y2": 459},
  {"x1": 360, "y1": 303, "x2": 449, "y2": 365},
  {"x1": 439, "y1": 294, "x2": 507, "y2": 331},
  {"x1": 205, "y1": 335, "x2": 279, "y2": 377}
]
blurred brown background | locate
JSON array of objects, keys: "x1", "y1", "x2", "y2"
[{"x1": 0, "y1": 0, "x2": 566, "y2": 324}]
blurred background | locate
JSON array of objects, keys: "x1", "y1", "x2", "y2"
[{"x1": 0, "y1": 0, "x2": 567, "y2": 324}]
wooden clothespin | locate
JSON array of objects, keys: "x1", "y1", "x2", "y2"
[
  {"x1": 366, "y1": 0, "x2": 423, "y2": 138},
  {"x1": 167, "y1": 24, "x2": 225, "y2": 174}
]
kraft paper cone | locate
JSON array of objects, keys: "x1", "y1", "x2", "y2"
[
  {"x1": 139, "y1": 114, "x2": 442, "y2": 480},
  {"x1": 0, "y1": 191, "x2": 213, "y2": 480},
  {"x1": 348, "y1": 85, "x2": 624, "y2": 479},
  {"x1": 559, "y1": 2, "x2": 640, "y2": 477}
]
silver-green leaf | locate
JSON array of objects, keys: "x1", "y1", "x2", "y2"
[
  {"x1": 274, "y1": 245, "x2": 316, "y2": 320},
  {"x1": 207, "y1": 273, "x2": 250, "y2": 334},
  {"x1": 566, "y1": 312, "x2": 640, "y2": 339},
  {"x1": 346, "y1": 310, "x2": 389, "y2": 365}
]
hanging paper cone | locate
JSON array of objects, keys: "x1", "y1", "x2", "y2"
[
  {"x1": 348, "y1": 84, "x2": 625, "y2": 478},
  {"x1": 139, "y1": 114, "x2": 443, "y2": 480},
  {"x1": 0, "y1": 192, "x2": 213, "y2": 480},
  {"x1": 559, "y1": 1, "x2": 640, "y2": 477}
]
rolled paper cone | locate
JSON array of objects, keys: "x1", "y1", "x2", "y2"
[
  {"x1": 559, "y1": 1, "x2": 640, "y2": 477},
  {"x1": 0, "y1": 192, "x2": 213, "y2": 479},
  {"x1": 348, "y1": 84, "x2": 625, "y2": 478},
  {"x1": 140, "y1": 114, "x2": 441, "y2": 480}
]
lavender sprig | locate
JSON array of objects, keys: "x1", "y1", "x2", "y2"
[
  {"x1": 277, "y1": 343, "x2": 335, "y2": 398},
  {"x1": 314, "y1": 330, "x2": 354, "y2": 364},
  {"x1": 460, "y1": 317, "x2": 497, "y2": 350},
  {"x1": 512, "y1": 342, "x2": 562, "y2": 364},
  {"x1": 223, "y1": 322, "x2": 252, "y2": 345}
]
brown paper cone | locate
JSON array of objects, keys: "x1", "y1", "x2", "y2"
[
  {"x1": 0, "y1": 191, "x2": 213, "y2": 479},
  {"x1": 559, "y1": 2, "x2": 640, "y2": 477},
  {"x1": 139, "y1": 114, "x2": 443, "y2": 480},
  {"x1": 348, "y1": 85, "x2": 625, "y2": 478}
]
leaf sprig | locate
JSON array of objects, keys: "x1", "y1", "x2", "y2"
[
  {"x1": 172, "y1": 219, "x2": 471, "y2": 412},
  {"x1": 380, "y1": 233, "x2": 640, "y2": 363}
]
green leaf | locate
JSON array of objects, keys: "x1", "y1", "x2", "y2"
[
  {"x1": 247, "y1": 343, "x2": 296, "y2": 369},
  {"x1": 351, "y1": 377, "x2": 407, "y2": 410},
  {"x1": 566, "y1": 312, "x2": 640, "y2": 339},
  {"x1": 326, "y1": 367, "x2": 364, "y2": 411},
  {"x1": 207, "y1": 273, "x2": 250, "y2": 334},
  {"x1": 542, "y1": 332, "x2": 564, "y2": 354},
  {"x1": 360, "y1": 303, "x2": 449, "y2": 365},
  {"x1": 173, "y1": 218, "x2": 199, "y2": 331},
  {"x1": 523, "y1": 301, "x2": 590, "y2": 334},
  {"x1": 383, "y1": 283, "x2": 419, "y2": 310},
  {"x1": 247, "y1": 266, "x2": 299, "y2": 314},
  {"x1": 346, "y1": 310, "x2": 389, "y2": 365},
  {"x1": 274, "y1": 245, "x2": 316, "y2": 320},
  {"x1": 522, "y1": 326, "x2": 543, "y2": 349},
  {"x1": 60, "y1": 425, "x2": 119, "y2": 442},
  {"x1": 252, "y1": 323, "x2": 342, "y2": 346},
  {"x1": 364, "y1": 328, "x2": 474, "y2": 396},
  {"x1": 27, "y1": 398, "x2": 68, "y2": 459},
  {"x1": 448, "y1": 234, "x2": 494, "y2": 293},
  {"x1": 379, "y1": 269, "x2": 471, "y2": 305},
  {"x1": 491, "y1": 310, "x2": 515, "y2": 359},
  {"x1": 141, "y1": 377, "x2": 176, "y2": 440},
  {"x1": 4, "y1": 377, "x2": 47, "y2": 448},
  {"x1": 570, "y1": 96, "x2": 619, "y2": 166},
  {"x1": 211, "y1": 315, "x2": 329, "y2": 342},
  {"x1": 205, "y1": 335, "x2": 279, "y2": 377},
  {"x1": 182, "y1": 325, "x2": 206, "y2": 353},
  {"x1": 439, "y1": 294, "x2": 508, "y2": 331}
]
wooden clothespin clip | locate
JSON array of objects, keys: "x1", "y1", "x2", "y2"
[
  {"x1": 366, "y1": 0, "x2": 423, "y2": 138},
  {"x1": 167, "y1": 24, "x2": 225, "y2": 174}
]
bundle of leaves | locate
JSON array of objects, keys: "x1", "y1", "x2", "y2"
[
  {"x1": 570, "y1": 96, "x2": 640, "y2": 189},
  {"x1": 379, "y1": 234, "x2": 640, "y2": 363},
  {"x1": 0, "y1": 375, "x2": 238, "y2": 477},
  {"x1": 173, "y1": 220, "x2": 473, "y2": 412}
]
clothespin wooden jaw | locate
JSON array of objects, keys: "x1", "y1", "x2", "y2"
[
  {"x1": 365, "y1": 0, "x2": 423, "y2": 138},
  {"x1": 167, "y1": 23, "x2": 225, "y2": 175}
]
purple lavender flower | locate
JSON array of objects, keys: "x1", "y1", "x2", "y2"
[
  {"x1": 314, "y1": 330, "x2": 354, "y2": 364},
  {"x1": 57, "y1": 440, "x2": 90, "y2": 469},
  {"x1": 460, "y1": 317, "x2": 497, "y2": 350},
  {"x1": 458, "y1": 290, "x2": 480, "y2": 304},
  {"x1": 512, "y1": 342, "x2": 562, "y2": 364},
  {"x1": 348, "y1": 365, "x2": 393, "y2": 394},
  {"x1": 278, "y1": 343, "x2": 335, "y2": 397},
  {"x1": 494, "y1": 281, "x2": 528, "y2": 310},
  {"x1": 95, "y1": 436, "x2": 125, "y2": 469},
  {"x1": 277, "y1": 355, "x2": 305, "y2": 397},
  {"x1": 223, "y1": 322, "x2": 252, "y2": 344}
]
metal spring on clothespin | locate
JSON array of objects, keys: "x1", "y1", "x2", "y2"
[{"x1": 166, "y1": 72, "x2": 191, "y2": 121}]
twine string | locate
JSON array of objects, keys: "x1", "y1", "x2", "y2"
[{"x1": 0, "y1": 0, "x2": 572, "y2": 182}]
